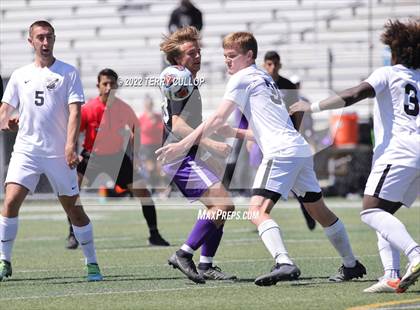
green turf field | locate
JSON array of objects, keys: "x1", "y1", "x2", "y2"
[{"x1": 0, "y1": 197, "x2": 419, "y2": 310}]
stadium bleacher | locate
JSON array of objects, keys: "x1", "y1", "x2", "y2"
[{"x1": 1, "y1": 0, "x2": 418, "y2": 114}]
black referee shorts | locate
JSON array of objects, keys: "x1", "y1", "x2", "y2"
[{"x1": 77, "y1": 149, "x2": 135, "y2": 189}]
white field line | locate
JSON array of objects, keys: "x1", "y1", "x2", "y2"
[
  {"x1": 12, "y1": 254, "x2": 378, "y2": 274},
  {"x1": 0, "y1": 254, "x2": 380, "y2": 302},
  {"x1": 15, "y1": 197, "x2": 420, "y2": 214},
  {"x1": 0, "y1": 284, "x2": 250, "y2": 302}
]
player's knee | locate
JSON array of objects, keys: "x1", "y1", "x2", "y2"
[
  {"x1": 67, "y1": 205, "x2": 88, "y2": 221},
  {"x1": 3, "y1": 197, "x2": 21, "y2": 214},
  {"x1": 248, "y1": 204, "x2": 265, "y2": 225},
  {"x1": 300, "y1": 191, "x2": 322, "y2": 203}
]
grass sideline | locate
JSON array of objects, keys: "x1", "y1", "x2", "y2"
[{"x1": 0, "y1": 197, "x2": 419, "y2": 309}]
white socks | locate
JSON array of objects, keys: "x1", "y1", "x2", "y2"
[
  {"x1": 258, "y1": 219, "x2": 293, "y2": 265},
  {"x1": 323, "y1": 219, "x2": 356, "y2": 268},
  {"x1": 377, "y1": 232, "x2": 400, "y2": 279},
  {"x1": 72, "y1": 222, "x2": 98, "y2": 264},
  {"x1": 199, "y1": 256, "x2": 213, "y2": 264},
  {"x1": 361, "y1": 208, "x2": 420, "y2": 263},
  {"x1": 0, "y1": 216, "x2": 19, "y2": 262},
  {"x1": 180, "y1": 244, "x2": 194, "y2": 254}
]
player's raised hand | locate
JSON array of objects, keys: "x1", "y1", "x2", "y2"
[
  {"x1": 289, "y1": 100, "x2": 312, "y2": 115},
  {"x1": 155, "y1": 142, "x2": 187, "y2": 163}
]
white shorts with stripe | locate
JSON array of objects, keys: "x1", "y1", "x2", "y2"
[
  {"x1": 5, "y1": 152, "x2": 79, "y2": 196},
  {"x1": 253, "y1": 156, "x2": 321, "y2": 200},
  {"x1": 364, "y1": 163, "x2": 420, "y2": 207}
]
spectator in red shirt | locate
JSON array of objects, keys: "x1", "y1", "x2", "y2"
[
  {"x1": 138, "y1": 95, "x2": 165, "y2": 188},
  {"x1": 65, "y1": 68, "x2": 169, "y2": 249}
]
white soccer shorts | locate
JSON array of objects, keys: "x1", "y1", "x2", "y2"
[
  {"x1": 253, "y1": 156, "x2": 321, "y2": 200},
  {"x1": 5, "y1": 152, "x2": 79, "y2": 196},
  {"x1": 364, "y1": 163, "x2": 420, "y2": 207}
]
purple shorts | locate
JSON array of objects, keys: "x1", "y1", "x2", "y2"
[{"x1": 163, "y1": 155, "x2": 219, "y2": 202}]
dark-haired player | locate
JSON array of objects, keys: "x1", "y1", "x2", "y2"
[
  {"x1": 65, "y1": 68, "x2": 170, "y2": 249},
  {"x1": 290, "y1": 19, "x2": 420, "y2": 293},
  {"x1": 0, "y1": 20, "x2": 102, "y2": 281}
]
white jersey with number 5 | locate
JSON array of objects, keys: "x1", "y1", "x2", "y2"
[
  {"x1": 365, "y1": 65, "x2": 420, "y2": 168},
  {"x1": 223, "y1": 64, "x2": 311, "y2": 159},
  {"x1": 1, "y1": 59, "x2": 84, "y2": 158}
]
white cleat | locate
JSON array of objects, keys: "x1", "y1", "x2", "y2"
[
  {"x1": 363, "y1": 278, "x2": 400, "y2": 293},
  {"x1": 397, "y1": 259, "x2": 420, "y2": 293}
]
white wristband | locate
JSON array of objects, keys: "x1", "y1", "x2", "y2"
[{"x1": 310, "y1": 101, "x2": 321, "y2": 112}]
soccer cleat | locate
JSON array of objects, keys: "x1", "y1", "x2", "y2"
[
  {"x1": 198, "y1": 265, "x2": 237, "y2": 281},
  {"x1": 66, "y1": 234, "x2": 79, "y2": 250},
  {"x1": 148, "y1": 233, "x2": 170, "y2": 246},
  {"x1": 254, "y1": 263, "x2": 301, "y2": 286},
  {"x1": 329, "y1": 260, "x2": 366, "y2": 282},
  {"x1": 397, "y1": 259, "x2": 420, "y2": 293},
  {"x1": 86, "y1": 263, "x2": 103, "y2": 282},
  {"x1": 0, "y1": 260, "x2": 12, "y2": 281},
  {"x1": 363, "y1": 278, "x2": 400, "y2": 293},
  {"x1": 168, "y1": 252, "x2": 205, "y2": 284}
]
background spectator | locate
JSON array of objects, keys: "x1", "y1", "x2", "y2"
[{"x1": 168, "y1": 0, "x2": 203, "y2": 33}]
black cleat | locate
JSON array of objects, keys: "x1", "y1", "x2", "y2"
[
  {"x1": 254, "y1": 263, "x2": 301, "y2": 286},
  {"x1": 168, "y1": 252, "x2": 205, "y2": 284},
  {"x1": 198, "y1": 265, "x2": 237, "y2": 281},
  {"x1": 329, "y1": 260, "x2": 367, "y2": 282},
  {"x1": 0, "y1": 260, "x2": 12, "y2": 281},
  {"x1": 66, "y1": 234, "x2": 79, "y2": 250},
  {"x1": 149, "y1": 233, "x2": 170, "y2": 246}
]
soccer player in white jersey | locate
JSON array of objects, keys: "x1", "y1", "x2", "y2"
[
  {"x1": 0, "y1": 20, "x2": 102, "y2": 281},
  {"x1": 290, "y1": 19, "x2": 420, "y2": 293},
  {"x1": 157, "y1": 31, "x2": 366, "y2": 286}
]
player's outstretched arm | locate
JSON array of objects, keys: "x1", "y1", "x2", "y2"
[
  {"x1": 216, "y1": 124, "x2": 255, "y2": 142},
  {"x1": 289, "y1": 82, "x2": 375, "y2": 114},
  {"x1": 172, "y1": 114, "x2": 231, "y2": 158},
  {"x1": 156, "y1": 99, "x2": 236, "y2": 162},
  {"x1": 0, "y1": 102, "x2": 16, "y2": 131},
  {"x1": 65, "y1": 102, "x2": 82, "y2": 169}
]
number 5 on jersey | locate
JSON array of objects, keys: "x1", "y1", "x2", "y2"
[{"x1": 35, "y1": 90, "x2": 44, "y2": 106}]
